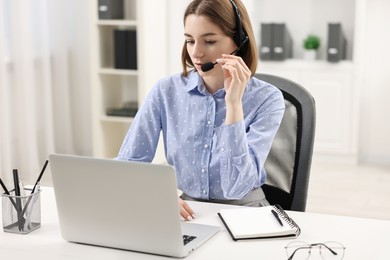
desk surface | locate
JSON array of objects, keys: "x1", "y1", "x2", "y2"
[{"x1": 1, "y1": 188, "x2": 389, "y2": 260}]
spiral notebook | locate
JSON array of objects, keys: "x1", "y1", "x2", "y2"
[{"x1": 218, "y1": 204, "x2": 301, "y2": 241}]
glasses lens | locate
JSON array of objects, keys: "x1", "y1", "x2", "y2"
[
  {"x1": 286, "y1": 241, "x2": 311, "y2": 260},
  {"x1": 319, "y1": 241, "x2": 345, "y2": 260}
]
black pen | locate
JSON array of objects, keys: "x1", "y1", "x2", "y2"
[
  {"x1": 13, "y1": 169, "x2": 21, "y2": 196},
  {"x1": 0, "y1": 177, "x2": 11, "y2": 195},
  {"x1": 13, "y1": 169, "x2": 24, "y2": 230},
  {"x1": 271, "y1": 209, "x2": 284, "y2": 226},
  {"x1": 31, "y1": 159, "x2": 49, "y2": 194},
  {"x1": 0, "y1": 176, "x2": 20, "y2": 212}
]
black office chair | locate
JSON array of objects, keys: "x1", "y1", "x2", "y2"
[{"x1": 254, "y1": 73, "x2": 316, "y2": 212}]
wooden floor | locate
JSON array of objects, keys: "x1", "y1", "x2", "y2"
[{"x1": 306, "y1": 160, "x2": 390, "y2": 220}]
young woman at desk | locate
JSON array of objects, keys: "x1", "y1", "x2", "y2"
[{"x1": 117, "y1": 0, "x2": 285, "y2": 221}]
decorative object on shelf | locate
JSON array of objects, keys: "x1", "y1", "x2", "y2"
[
  {"x1": 327, "y1": 23, "x2": 347, "y2": 63},
  {"x1": 260, "y1": 23, "x2": 293, "y2": 61},
  {"x1": 303, "y1": 34, "x2": 320, "y2": 60},
  {"x1": 98, "y1": 0, "x2": 124, "y2": 20},
  {"x1": 107, "y1": 101, "x2": 138, "y2": 117}
]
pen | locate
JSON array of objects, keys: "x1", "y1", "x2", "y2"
[
  {"x1": 271, "y1": 209, "x2": 284, "y2": 226},
  {"x1": 13, "y1": 169, "x2": 24, "y2": 230},
  {"x1": 31, "y1": 159, "x2": 49, "y2": 194},
  {"x1": 0, "y1": 177, "x2": 11, "y2": 195},
  {"x1": 19, "y1": 181, "x2": 26, "y2": 209},
  {"x1": 13, "y1": 169, "x2": 21, "y2": 196},
  {"x1": 23, "y1": 184, "x2": 40, "y2": 230},
  {"x1": 19, "y1": 181, "x2": 26, "y2": 197},
  {"x1": 0, "y1": 176, "x2": 20, "y2": 213}
]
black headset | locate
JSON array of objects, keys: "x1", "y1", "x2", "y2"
[
  {"x1": 200, "y1": 0, "x2": 249, "y2": 72},
  {"x1": 229, "y1": 0, "x2": 249, "y2": 52}
]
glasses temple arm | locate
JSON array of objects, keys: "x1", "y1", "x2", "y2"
[{"x1": 310, "y1": 243, "x2": 338, "y2": 255}]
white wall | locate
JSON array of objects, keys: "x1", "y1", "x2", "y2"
[{"x1": 359, "y1": 0, "x2": 390, "y2": 165}]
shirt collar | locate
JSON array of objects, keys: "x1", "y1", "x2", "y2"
[
  {"x1": 184, "y1": 70, "x2": 226, "y2": 97},
  {"x1": 184, "y1": 70, "x2": 207, "y2": 94}
]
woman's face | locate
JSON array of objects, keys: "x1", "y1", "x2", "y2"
[{"x1": 184, "y1": 14, "x2": 237, "y2": 77}]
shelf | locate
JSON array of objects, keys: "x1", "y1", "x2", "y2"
[
  {"x1": 258, "y1": 59, "x2": 354, "y2": 71},
  {"x1": 251, "y1": 0, "x2": 356, "y2": 61},
  {"x1": 99, "y1": 68, "x2": 138, "y2": 76},
  {"x1": 97, "y1": 20, "x2": 137, "y2": 27},
  {"x1": 100, "y1": 115, "x2": 133, "y2": 124}
]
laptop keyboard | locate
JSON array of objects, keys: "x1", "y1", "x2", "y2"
[{"x1": 183, "y1": 235, "x2": 197, "y2": 245}]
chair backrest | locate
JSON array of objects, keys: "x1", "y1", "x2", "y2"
[{"x1": 254, "y1": 73, "x2": 316, "y2": 212}]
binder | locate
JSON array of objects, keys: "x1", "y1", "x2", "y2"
[
  {"x1": 98, "y1": 0, "x2": 124, "y2": 20},
  {"x1": 272, "y1": 23, "x2": 293, "y2": 61},
  {"x1": 259, "y1": 23, "x2": 293, "y2": 61},
  {"x1": 327, "y1": 23, "x2": 347, "y2": 62},
  {"x1": 259, "y1": 23, "x2": 273, "y2": 60},
  {"x1": 114, "y1": 30, "x2": 137, "y2": 70},
  {"x1": 218, "y1": 204, "x2": 301, "y2": 241}
]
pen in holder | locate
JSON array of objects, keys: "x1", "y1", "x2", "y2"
[{"x1": 1, "y1": 188, "x2": 41, "y2": 234}]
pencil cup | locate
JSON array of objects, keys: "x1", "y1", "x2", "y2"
[{"x1": 1, "y1": 188, "x2": 41, "y2": 234}]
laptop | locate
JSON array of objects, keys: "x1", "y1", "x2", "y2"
[{"x1": 49, "y1": 154, "x2": 220, "y2": 258}]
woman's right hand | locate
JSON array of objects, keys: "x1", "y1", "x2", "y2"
[{"x1": 179, "y1": 198, "x2": 196, "y2": 221}]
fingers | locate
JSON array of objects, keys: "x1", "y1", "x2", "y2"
[
  {"x1": 217, "y1": 54, "x2": 251, "y2": 81},
  {"x1": 179, "y1": 198, "x2": 196, "y2": 221},
  {"x1": 217, "y1": 54, "x2": 250, "y2": 104}
]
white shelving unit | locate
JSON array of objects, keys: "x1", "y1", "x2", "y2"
[
  {"x1": 90, "y1": 0, "x2": 168, "y2": 160},
  {"x1": 90, "y1": 0, "x2": 139, "y2": 158}
]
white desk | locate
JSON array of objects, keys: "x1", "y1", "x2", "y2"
[{"x1": 1, "y1": 188, "x2": 389, "y2": 260}]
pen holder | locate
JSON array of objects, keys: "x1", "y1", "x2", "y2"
[{"x1": 1, "y1": 188, "x2": 41, "y2": 234}]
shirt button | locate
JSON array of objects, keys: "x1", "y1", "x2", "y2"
[
  {"x1": 204, "y1": 144, "x2": 208, "y2": 148},
  {"x1": 203, "y1": 190, "x2": 207, "y2": 194},
  {"x1": 201, "y1": 168, "x2": 205, "y2": 173},
  {"x1": 207, "y1": 120, "x2": 212, "y2": 125}
]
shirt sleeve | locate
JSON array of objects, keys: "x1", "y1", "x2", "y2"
[
  {"x1": 116, "y1": 85, "x2": 162, "y2": 162},
  {"x1": 215, "y1": 89, "x2": 285, "y2": 199}
]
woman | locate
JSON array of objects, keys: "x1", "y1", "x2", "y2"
[{"x1": 117, "y1": 0, "x2": 285, "y2": 221}]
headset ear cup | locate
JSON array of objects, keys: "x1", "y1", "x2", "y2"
[{"x1": 236, "y1": 36, "x2": 249, "y2": 57}]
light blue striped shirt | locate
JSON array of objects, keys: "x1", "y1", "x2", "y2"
[{"x1": 117, "y1": 71, "x2": 285, "y2": 200}]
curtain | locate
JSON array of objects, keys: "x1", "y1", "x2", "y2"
[{"x1": 0, "y1": 0, "x2": 91, "y2": 187}]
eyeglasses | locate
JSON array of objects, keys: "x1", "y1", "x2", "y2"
[{"x1": 285, "y1": 241, "x2": 346, "y2": 260}]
